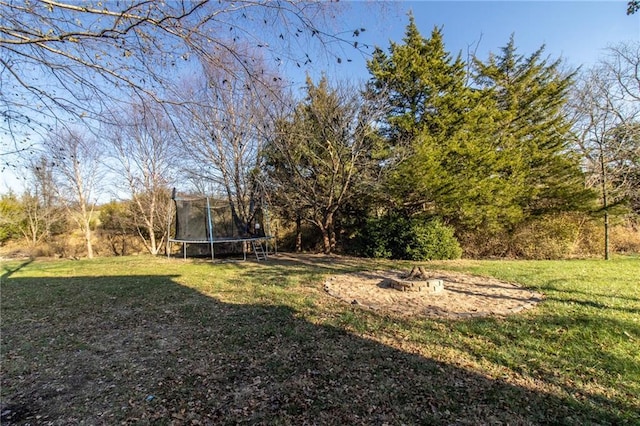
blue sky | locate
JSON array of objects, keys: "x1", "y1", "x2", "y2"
[
  {"x1": 2, "y1": 1, "x2": 638, "y2": 195},
  {"x1": 296, "y1": 1, "x2": 639, "y2": 86}
]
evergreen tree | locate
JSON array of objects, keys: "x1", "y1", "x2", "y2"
[
  {"x1": 473, "y1": 36, "x2": 595, "y2": 220},
  {"x1": 367, "y1": 16, "x2": 521, "y2": 231},
  {"x1": 367, "y1": 15, "x2": 466, "y2": 149},
  {"x1": 0, "y1": 192, "x2": 22, "y2": 244}
]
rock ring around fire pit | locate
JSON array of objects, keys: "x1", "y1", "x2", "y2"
[
  {"x1": 388, "y1": 266, "x2": 444, "y2": 293},
  {"x1": 388, "y1": 277, "x2": 444, "y2": 293},
  {"x1": 323, "y1": 269, "x2": 544, "y2": 319}
]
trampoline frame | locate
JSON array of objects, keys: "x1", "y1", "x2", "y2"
[
  {"x1": 167, "y1": 236, "x2": 274, "y2": 261},
  {"x1": 167, "y1": 192, "x2": 275, "y2": 261}
]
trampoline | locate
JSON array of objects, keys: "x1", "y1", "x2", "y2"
[{"x1": 167, "y1": 190, "x2": 274, "y2": 261}]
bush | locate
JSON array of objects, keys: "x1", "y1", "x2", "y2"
[
  {"x1": 449, "y1": 213, "x2": 640, "y2": 259},
  {"x1": 611, "y1": 217, "x2": 640, "y2": 254},
  {"x1": 402, "y1": 217, "x2": 461, "y2": 260},
  {"x1": 510, "y1": 215, "x2": 581, "y2": 259},
  {"x1": 0, "y1": 193, "x2": 23, "y2": 244},
  {"x1": 350, "y1": 214, "x2": 461, "y2": 260},
  {"x1": 457, "y1": 229, "x2": 511, "y2": 259}
]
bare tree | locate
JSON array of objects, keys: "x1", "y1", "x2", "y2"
[
  {"x1": 17, "y1": 191, "x2": 48, "y2": 248},
  {"x1": 569, "y1": 42, "x2": 640, "y2": 259},
  {"x1": 1, "y1": 1, "x2": 367, "y2": 164},
  {"x1": 108, "y1": 100, "x2": 176, "y2": 255},
  {"x1": 173, "y1": 52, "x2": 281, "y2": 233},
  {"x1": 16, "y1": 156, "x2": 66, "y2": 247},
  {"x1": 46, "y1": 128, "x2": 104, "y2": 258}
]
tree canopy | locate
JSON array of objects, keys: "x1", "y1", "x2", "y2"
[
  {"x1": 367, "y1": 19, "x2": 593, "y2": 234},
  {"x1": 263, "y1": 76, "x2": 386, "y2": 253},
  {"x1": 473, "y1": 36, "x2": 595, "y2": 220}
]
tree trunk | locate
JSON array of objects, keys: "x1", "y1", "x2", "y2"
[
  {"x1": 148, "y1": 199, "x2": 159, "y2": 255},
  {"x1": 149, "y1": 227, "x2": 158, "y2": 255},
  {"x1": 600, "y1": 147, "x2": 610, "y2": 260},
  {"x1": 322, "y1": 212, "x2": 335, "y2": 254},
  {"x1": 147, "y1": 215, "x2": 159, "y2": 256},
  {"x1": 329, "y1": 223, "x2": 337, "y2": 253},
  {"x1": 84, "y1": 222, "x2": 94, "y2": 259},
  {"x1": 79, "y1": 200, "x2": 94, "y2": 259},
  {"x1": 604, "y1": 210, "x2": 610, "y2": 261},
  {"x1": 295, "y1": 215, "x2": 302, "y2": 252},
  {"x1": 321, "y1": 228, "x2": 331, "y2": 254}
]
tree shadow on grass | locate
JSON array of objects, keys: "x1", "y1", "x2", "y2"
[
  {"x1": 0, "y1": 259, "x2": 34, "y2": 282},
  {"x1": 543, "y1": 296, "x2": 640, "y2": 315},
  {"x1": 430, "y1": 312, "x2": 640, "y2": 424},
  {"x1": 542, "y1": 279, "x2": 640, "y2": 304},
  {"x1": 217, "y1": 253, "x2": 372, "y2": 288},
  {"x1": 0, "y1": 273, "x2": 633, "y2": 425}
]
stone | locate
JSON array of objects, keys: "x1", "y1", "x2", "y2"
[{"x1": 389, "y1": 278, "x2": 444, "y2": 294}]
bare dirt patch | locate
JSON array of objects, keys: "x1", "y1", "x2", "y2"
[{"x1": 324, "y1": 269, "x2": 543, "y2": 318}]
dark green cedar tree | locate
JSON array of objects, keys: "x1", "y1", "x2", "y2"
[
  {"x1": 473, "y1": 36, "x2": 595, "y2": 222},
  {"x1": 367, "y1": 15, "x2": 521, "y2": 232}
]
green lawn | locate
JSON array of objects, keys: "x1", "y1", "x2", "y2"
[{"x1": 1, "y1": 254, "x2": 638, "y2": 424}]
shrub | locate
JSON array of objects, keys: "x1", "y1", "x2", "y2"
[
  {"x1": 350, "y1": 215, "x2": 393, "y2": 259},
  {"x1": 457, "y1": 229, "x2": 511, "y2": 259},
  {"x1": 510, "y1": 215, "x2": 579, "y2": 259},
  {"x1": 571, "y1": 217, "x2": 603, "y2": 257},
  {"x1": 611, "y1": 217, "x2": 640, "y2": 254},
  {"x1": 458, "y1": 213, "x2": 607, "y2": 259},
  {"x1": 0, "y1": 193, "x2": 23, "y2": 244},
  {"x1": 403, "y1": 218, "x2": 462, "y2": 260},
  {"x1": 350, "y1": 214, "x2": 461, "y2": 260}
]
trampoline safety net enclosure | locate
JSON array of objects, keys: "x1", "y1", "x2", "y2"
[{"x1": 167, "y1": 190, "x2": 274, "y2": 261}]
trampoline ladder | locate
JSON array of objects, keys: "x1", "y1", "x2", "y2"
[{"x1": 252, "y1": 240, "x2": 267, "y2": 261}]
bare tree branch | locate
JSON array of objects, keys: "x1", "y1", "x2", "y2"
[
  {"x1": 1, "y1": 0, "x2": 368, "y2": 164},
  {"x1": 569, "y1": 41, "x2": 640, "y2": 258}
]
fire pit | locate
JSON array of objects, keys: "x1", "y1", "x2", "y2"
[
  {"x1": 319, "y1": 263, "x2": 544, "y2": 318},
  {"x1": 388, "y1": 266, "x2": 444, "y2": 294}
]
